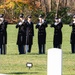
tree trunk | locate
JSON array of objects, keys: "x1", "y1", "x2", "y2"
[
  {"x1": 48, "y1": 0, "x2": 51, "y2": 12},
  {"x1": 65, "y1": 0, "x2": 67, "y2": 7}
]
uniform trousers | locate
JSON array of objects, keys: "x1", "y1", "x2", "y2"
[
  {"x1": 18, "y1": 45, "x2": 24, "y2": 54},
  {"x1": 2, "y1": 44, "x2": 6, "y2": 54},
  {"x1": 0, "y1": 44, "x2": 2, "y2": 54},
  {"x1": 38, "y1": 44, "x2": 45, "y2": 54},
  {"x1": 24, "y1": 45, "x2": 32, "y2": 53},
  {"x1": 2, "y1": 36, "x2": 7, "y2": 54},
  {"x1": 71, "y1": 44, "x2": 75, "y2": 53},
  {"x1": 54, "y1": 44, "x2": 61, "y2": 49}
]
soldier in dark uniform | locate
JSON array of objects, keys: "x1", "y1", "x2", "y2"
[
  {"x1": 16, "y1": 13, "x2": 26, "y2": 54},
  {"x1": 51, "y1": 17, "x2": 63, "y2": 49},
  {"x1": 0, "y1": 14, "x2": 3, "y2": 54},
  {"x1": 36, "y1": 15, "x2": 47, "y2": 54},
  {"x1": 69, "y1": 15, "x2": 75, "y2": 53},
  {"x1": 0, "y1": 14, "x2": 8, "y2": 54},
  {"x1": 25, "y1": 16, "x2": 34, "y2": 53}
]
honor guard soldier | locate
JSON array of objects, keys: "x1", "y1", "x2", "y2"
[
  {"x1": 16, "y1": 13, "x2": 26, "y2": 54},
  {"x1": 36, "y1": 15, "x2": 47, "y2": 54},
  {"x1": 51, "y1": 17, "x2": 63, "y2": 49},
  {"x1": 0, "y1": 14, "x2": 8, "y2": 54},
  {"x1": 69, "y1": 15, "x2": 75, "y2": 53},
  {"x1": 25, "y1": 16, "x2": 34, "y2": 53}
]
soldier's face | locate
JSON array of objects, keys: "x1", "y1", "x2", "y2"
[
  {"x1": 19, "y1": 17, "x2": 23, "y2": 21},
  {"x1": 28, "y1": 18, "x2": 31, "y2": 21},
  {"x1": 55, "y1": 19, "x2": 59, "y2": 23},
  {"x1": 39, "y1": 18, "x2": 42, "y2": 21}
]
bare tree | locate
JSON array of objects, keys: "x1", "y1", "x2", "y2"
[
  {"x1": 64, "y1": 0, "x2": 67, "y2": 7},
  {"x1": 47, "y1": 0, "x2": 52, "y2": 12}
]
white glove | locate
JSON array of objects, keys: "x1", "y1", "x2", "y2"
[
  {"x1": 73, "y1": 21, "x2": 75, "y2": 24},
  {"x1": 19, "y1": 22, "x2": 22, "y2": 25},
  {"x1": 22, "y1": 20, "x2": 24, "y2": 23},
  {"x1": 42, "y1": 19, "x2": 44, "y2": 23},
  {"x1": 54, "y1": 22, "x2": 58, "y2": 26},
  {"x1": 59, "y1": 19, "x2": 61, "y2": 22},
  {"x1": 38, "y1": 23, "x2": 42, "y2": 26},
  {"x1": 0, "y1": 18, "x2": 4, "y2": 24}
]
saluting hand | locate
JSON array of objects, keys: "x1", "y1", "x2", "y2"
[
  {"x1": 18, "y1": 22, "x2": 23, "y2": 26},
  {"x1": 73, "y1": 20, "x2": 75, "y2": 24},
  {"x1": 54, "y1": 22, "x2": 58, "y2": 26}
]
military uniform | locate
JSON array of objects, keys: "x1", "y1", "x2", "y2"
[
  {"x1": 69, "y1": 15, "x2": 75, "y2": 53},
  {"x1": 0, "y1": 24, "x2": 3, "y2": 54},
  {"x1": 16, "y1": 13, "x2": 26, "y2": 54},
  {"x1": 0, "y1": 14, "x2": 8, "y2": 54},
  {"x1": 36, "y1": 17, "x2": 47, "y2": 54},
  {"x1": 1, "y1": 20, "x2": 8, "y2": 54},
  {"x1": 25, "y1": 17, "x2": 34, "y2": 53},
  {"x1": 51, "y1": 18, "x2": 63, "y2": 48}
]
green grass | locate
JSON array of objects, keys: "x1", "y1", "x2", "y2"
[{"x1": 0, "y1": 24, "x2": 75, "y2": 75}]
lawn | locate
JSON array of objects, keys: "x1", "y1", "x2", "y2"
[{"x1": 0, "y1": 24, "x2": 75, "y2": 75}]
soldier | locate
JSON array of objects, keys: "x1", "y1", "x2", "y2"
[
  {"x1": 51, "y1": 17, "x2": 63, "y2": 49},
  {"x1": 25, "y1": 16, "x2": 34, "y2": 53},
  {"x1": 36, "y1": 15, "x2": 47, "y2": 54},
  {"x1": 16, "y1": 13, "x2": 26, "y2": 54},
  {"x1": 0, "y1": 14, "x2": 8, "y2": 54},
  {"x1": 0, "y1": 14, "x2": 3, "y2": 54},
  {"x1": 69, "y1": 15, "x2": 75, "y2": 53}
]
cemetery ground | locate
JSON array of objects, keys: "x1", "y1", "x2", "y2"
[{"x1": 0, "y1": 24, "x2": 75, "y2": 75}]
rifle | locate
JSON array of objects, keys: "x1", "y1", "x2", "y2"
[{"x1": 56, "y1": 0, "x2": 60, "y2": 18}]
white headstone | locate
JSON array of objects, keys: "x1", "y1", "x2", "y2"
[{"x1": 47, "y1": 48, "x2": 62, "y2": 75}]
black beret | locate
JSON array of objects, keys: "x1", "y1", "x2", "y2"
[
  {"x1": 55, "y1": 17, "x2": 59, "y2": 20},
  {"x1": 39, "y1": 15, "x2": 43, "y2": 18},
  {"x1": 0, "y1": 14, "x2": 4, "y2": 18},
  {"x1": 28, "y1": 15, "x2": 32, "y2": 18},
  {"x1": 19, "y1": 13, "x2": 24, "y2": 18}
]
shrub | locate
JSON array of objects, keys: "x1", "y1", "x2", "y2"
[{"x1": 46, "y1": 7, "x2": 72, "y2": 24}]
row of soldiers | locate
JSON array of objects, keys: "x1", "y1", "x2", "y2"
[
  {"x1": 0, "y1": 13, "x2": 75, "y2": 55},
  {"x1": 16, "y1": 14, "x2": 47, "y2": 54},
  {"x1": 51, "y1": 15, "x2": 75, "y2": 53}
]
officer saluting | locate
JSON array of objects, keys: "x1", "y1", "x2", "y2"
[
  {"x1": 25, "y1": 16, "x2": 34, "y2": 53},
  {"x1": 69, "y1": 15, "x2": 75, "y2": 53},
  {"x1": 0, "y1": 14, "x2": 8, "y2": 54},
  {"x1": 36, "y1": 15, "x2": 47, "y2": 54},
  {"x1": 51, "y1": 17, "x2": 63, "y2": 49},
  {"x1": 16, "y1": 13, "x2": 26, "y2": 54}
]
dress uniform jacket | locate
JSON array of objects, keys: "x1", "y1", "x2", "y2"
[
  {"x1": 0, "y1": 25, "x2": 3, "y2": 45},
  {"x1": 0, "y1": 20, "x2": 8, "y2": 44},
  {"x1": 25, "y1": 21, "x2": 34, "y2": 45},
  {"x1": 36, "y1": 20, "x2": 47, "y2": 44},
  {"x1": 16, "y1": 21, "x2": 26, "y2": 45},
  {"x1": 51, "y1": 22, "x2": 63, "y2": 45},
  {"x1": 69, "y1": 22, "x2": 75, "y2": 44}
]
